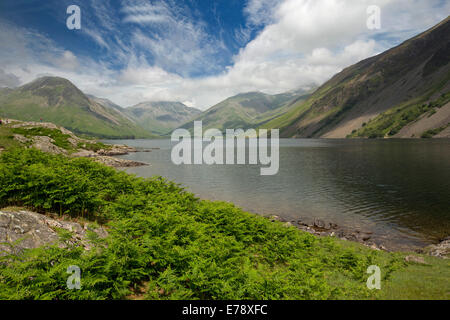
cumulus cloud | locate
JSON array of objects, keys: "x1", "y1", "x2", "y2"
[
  {"x1": 0, "y1": 69, "x2": 21, "y2": 88},
  {"x1": 54, "y1": 51, "x2": 79, "y2": 71},
  {"x1": 0, "y1": 0, "x2": 449, "y2": 110}
]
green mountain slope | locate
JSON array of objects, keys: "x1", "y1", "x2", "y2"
[
  {"x1": 182, "y1": 89, "x2": 312, "y2": 132},
  {"x1": 125, "y1": 101, "x2": 201, "y2": 135},
  {"x1": 266, "y1": 16, "x2": 450, "y2": 138},
  {"x1": 0, "y1": 77, "x2": 153, "y2": 139}
]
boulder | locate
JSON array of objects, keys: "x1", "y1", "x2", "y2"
[
  {"x1": 0, "y1": 209, "x2": 107, "y2": 255},
  {"x1": 405, "y1": 255, "x2": 429, "y2": 265}
]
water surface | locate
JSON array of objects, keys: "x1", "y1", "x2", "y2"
[{"x1": 103, "y1": 138, "x2": 450, "y2": 250}]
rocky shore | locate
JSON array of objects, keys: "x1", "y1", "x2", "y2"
[
  {"x1": 6, "y1": 119, "x2": 149, "y2": 168},
  {"x1": 0, "y1": 209, "x2": 107, "y2": 254},
  {"x1": 269, "y1": 215, "x2": 449, "y2": 258},
  {"x1": 71, "y1": 145, "x2": 149, "y2": 167}
]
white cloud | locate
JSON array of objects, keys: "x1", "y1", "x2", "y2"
[
  {"x1": 1, "y1": 0, "x2": 449, "y2": 110},
  {"x1": 121, "y1": 0, "x2": 226, "y2": 76},
  {"x1": 244, "y1": 0, "x2": 284, "y2": 26},
  {"x1": 0, "y1": 68, "x2": 20, "y2": 87},
  {"x1": 54, "y1": 51, "x2": 79, "y2": 71}
]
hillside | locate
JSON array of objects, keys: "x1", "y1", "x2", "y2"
[
  {"x1": 0, "y1": 118, "x2": 448, "y2": 300},
  {"x1": 265, "y1": 16, "x2": 450, "y2": 138},
  {"x1": 0, "y1": 119, "x2": 147, "y2": 167},
  {"x1": 0, "y1": 77, "x2": 153, "y2": 139},
  {"x1": 125, "y1": 101, "x2": 201, "y2": 135},
  {"x1": 86, "y1": 94, "x2": 137, "y2": 124},
  {"x1": 182, "y1": 89, "x2": 311, "y2": 132},
  {"x1": 0, "y1": 132, "x2": 448, "y2": 299}
]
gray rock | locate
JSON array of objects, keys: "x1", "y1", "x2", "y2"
[
  {"x1": 93, "y1": 156, "x2": 148, "y2": 168},
  {"x1": 424, "y1": 238, "x2": 450, "y2": 259},
  {"x1": 32, "y1": 136, "x2": 67, "y2": 155},
  {"x1": 405, "y1": 255, "x2": 429, "y2": 265},
  {"x1": 0, "y1": 209, "x2": 107, "y2": 255}
]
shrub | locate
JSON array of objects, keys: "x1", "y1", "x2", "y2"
[{"x1": 0, "y1": 148, "x2": 394, "y2": 300}]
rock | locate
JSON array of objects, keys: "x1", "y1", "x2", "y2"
[
  {"x1": 13, "y1": 134, "x2": 30, "y2": 144},
  {"x1": 93, "y1": 156, "x2": 148, "y2": 168},
  {"x1": 313, "y1": 218, "x2": 326, "y2": 229},
  {"x1": 67, "y1": 137, "x2": 79, "y2": 148},
  {"x1": 405, "y1": 255, "x2": 429, "y2": 265},
  {"x1": 329, "y1": 222, "x2": 338, "y2": 229},
  {"x1": 71, "y1": 150, "x2": 97, "y2": 158},
  {"x1": 423, "y1": 238, "x2": 450, "y2": 259},
  {"x1": 269, "y1": 215, "x2": 281, "y2": 222},
  {"x1": 0, "y1": 209, "x2": 107, "y2": 255},
  {"x1": 32, "y1": 136, "x2": 67, "y2": 154},
  {"x1": 96, "y1": 145, "x2": 138, "y2": 156}
]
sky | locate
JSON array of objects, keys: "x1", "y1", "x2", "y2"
[{"x1": 0, "y1": 0, "x2": 449, "y2": 110}]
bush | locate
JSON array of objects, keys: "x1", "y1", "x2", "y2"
[{"x1": 0, "y1": 148, "x2": 394, "y2": 300}]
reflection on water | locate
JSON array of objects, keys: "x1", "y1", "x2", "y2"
[{"x1": 103, "y1": 138, "x2": 450, "y2": 250}]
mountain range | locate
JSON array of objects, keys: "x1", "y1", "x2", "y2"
[
  {"x1": 0, "y1": 77, "x2": 152, "y2": 139},
  {"x1": 261, "y1": 16, "x2": 450, "y2": 138},
  {"x1": 181, "y1": 89, "x2": 313, "y2": 133},
  {"x1": 0, "y1": 16, "x2": 448, "y2": 139},
  {"x1": 125, "y1": 101, "x2": 201, "y2": 135}
]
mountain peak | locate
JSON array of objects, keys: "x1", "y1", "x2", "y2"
[
  {"x1": 23, "y1": 76, "x2": 78, "y2": 89},
  {"x1": 0, "y1": 76, "x2": 152, "y2": 138},
  {"x1": 270, "y1": 16, "x2": 450, "y2": 139},
  {"x1": 125, "y1": 101, "x2": 201, "y2": 135}
]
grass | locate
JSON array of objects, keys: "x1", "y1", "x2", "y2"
[
  {"x1": 348, "y1": 92, "x2": 450, "y2": 138},
  {"x1": 77, "y1": 141, "x2": 112, "y2": 152},
  {"x1": 0, "y1": 123, "x2": 112, "y2": 154},
  {"x1": 382, "y1": 257, "x2": 450, "y2": 299},
  {"x1": 0, "y1": 91, "x2": 153, "y2": 139},
  {"x1": 0, "y1": 148, "x2": 448, "y2": 300},
  {"x1": 11, "y1": 127, "x2": 74, "y2": 151},
  {"x1": 0, "y1": 125, "x2": 22, "y2": 150},
  {"x1": 421, "y1": 124, "x2": 449, "y2": 138}
]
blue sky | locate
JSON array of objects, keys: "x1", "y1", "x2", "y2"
[
  {"x1": 0, "y1": 0, "x2": 449, "y2": 109},
  {"x1": 0, "y1": 0, "x2": 258, "y2": 77}
]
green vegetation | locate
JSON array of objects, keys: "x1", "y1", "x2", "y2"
[
  {"x1": 0, "y1": 125, "x2": 21, "y2": 150},
  {"x1": 348, "y1": 92, "x2": 450, "y2": 138},
  {"x1": 77, "y1": 141, "x2": 112, "y2": 152},
  {"x1": 125, "y1": 101, "x2": 201, "y2": 136},
  {"x1": 262, "y1": 17, "x2": 450, "y2": 138},
  {"x1": 421, "y1": 124, "x2": 449, "y2": 138},
  {"x1": 0, "y1": 148, "x2": 448, "y2": 300},
  {"x1": 0, "y1": 124, "x2": 111, "y2": 154},
  {"x1": 0, "y1": 77, "x2": 154, "y2": 139},
  {"x1": 11, "y1": 127, "x2": 74, "y2": 151},
  {"x1": 183, "y1": 91, "x2": 311, "y2": 134}
]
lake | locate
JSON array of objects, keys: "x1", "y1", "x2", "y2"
[{"x1": 103, "y1": 138, "x2": 450, "y2": 251}]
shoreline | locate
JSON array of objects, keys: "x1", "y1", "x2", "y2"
[
  {"x1": 267, "y1": 214, "x2": 450, "y2": 257},
  {"x1": 107, "y1": 143, "x2": 449, "y2": 259}
]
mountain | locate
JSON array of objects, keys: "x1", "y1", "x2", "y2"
[
  {"x1": 125, "y1": 101, "x2": 201, "y2": 135},
  {"x1": 182, "y1": 89, "x2": 312, "y2": 132},
  {"x1": 86, "y1": 94, "x2": 137, "y2": 123},
  {"x1": 264, "y1": 16, "x2": 450, "y2": 138},
  {"x1": 0, "y1": 77, "x2": 153, "y2": 139}
]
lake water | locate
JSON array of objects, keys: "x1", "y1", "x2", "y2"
[{"x1": 103, "y1": 138, "x2": 450, "y2": 251}]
